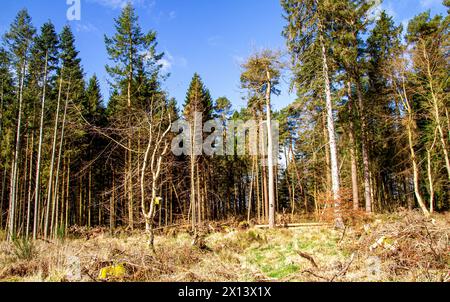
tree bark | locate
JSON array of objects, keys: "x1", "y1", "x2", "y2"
[
  {"x1": 319, "y1": 30, "x2": 343, "y2": 229},
  {"x1": 355, "y1": 81, "x2": 372, "y2": 214},
  {"x1": 423, "y1": 45, "x2": 450, "y2": 180},
  {"x1": 265, "y1": 70, "x2": 276, "y2": 229},
  {"x1": 8, "y1": 64, "x2": 26, "y2": 240},
  {"x1": 37, "y1": 52, "x2": 49, "y2": 239},
  {"x1": 347, "y1": 82, "x2": 359, "y2": 210},
  {"x1": 47, "y1": 72, "x2": 64, "y2": 237}
]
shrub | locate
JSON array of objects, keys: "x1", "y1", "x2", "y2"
[{"x1": 12, "y1": 238, "x2": 35, "y2": 260}]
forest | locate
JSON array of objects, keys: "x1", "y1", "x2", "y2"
[{"x1": 0, "y1": 0, "x2": 448, "y2": 282}]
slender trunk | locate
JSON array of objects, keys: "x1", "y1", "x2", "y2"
[
  {"x1": 406, "y1": 118, "x2": 429, "y2": 216},
  {"x1": 319, "y1": 30, "x2": 343, "y2": 228},
  {"x1": 0, "y1": 78, "x2": 4, "y2": 143},
  {"x1": 284, "y1": 146, "x2": 293, "y2": 215},
  {"x1": 427, "y1": 130, "x2": 438, "y2": 213},
  {"x1": 9, "y1": 64, "x2": 26, "y2": 240},
  {"x1": 424, "y1": 46, "x2": 450, "y2": 180},
  {"x1": 25, "y1": 131, "x2": 34, "y2": 239},
  {"x1": 52, "y1": 81, "x2": 70, "y2": 236},
  {"x1": 427, "y1": 150, "x2": 434, "y2": 214},
  {"x1": 322, "y1": 112, "x2": 331, "y2": 191},
  {"x1": 65, "y1": 158, "x2": 70, "y2": 234},
  {"x1": 355, "y1": 81, "x2": 372, "y2": 214},
  {"x1": 289, "y1": 143, "x2": 304, "y2": 213},
  {"x1": 47, "y1": 72, "x2": 64, "y2": 237},
  {"x1": 347, "y1": 82, "x2": 359, "y2": 210},
  {"x1": 0, "y1": 81, "x2": 4, "y2": 227},
  {"x1": 79, "y1": 176, "x2": 83, "y2": 225},
  {"x1": 190, "y1": 117, "x2": 197, "y2": 230},
  {"x1": 110, "y1": 169, "x2": 116, "y2": 232},
  {"x1": 36, "y1": 53, "x2": 49, "y2": 239},
  {"x1": 88, "y1": 168, "x2": 92, "y2": 228},
  {"x1": 262, "y1": 164, "x2": 268, "y2": 222},
  {"x1": 399, "y1": 78, "x2": 430, "y2": 216},
  {"x1": 247, "y1": 157, "x2": 256, "y2": 222},
  {"x1": 0, "y1": 170, "x2": 6, "y2": 228},
  {"x1": 126, "y1": 31, "x2": 134, "y2": 230},
  {"x1": 197, "y1": 163, "x2": 202, "y2": 225},
  {"x1": 265, "y1": 72, "x2": 276, "y2": 228},
  {"x1": 256, "y1": 151, "x2": 261, "y2": 223}
]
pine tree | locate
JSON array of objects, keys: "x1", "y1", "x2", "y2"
[
  {"x1": 3, "y1": 9, "x2": 36, "y2": 240},
  {"x1": 0, "y1": 48, "x2": 14, "y2": 230},
  {"x1": 407, "y1": 11, "x2": 450, "y2": 181},
  {"x1": 282, "y1": 0, "x2": 344, "y2": 228},
  {"x1": 28, "y1": 21, "x2": 59, "y2": 239},
  {"x1": 240, "y1": 50, "x2": 282, "y2": 228},
  {"x1": 366, "y1": 11, "x2": 405, "y2": 210},
  {"x1": 105, "y1": 3, "x2": 163, "y2": 229},
  {"x1": 55, "y1": 25, "x2": 86, "y2": 234},
  {"x1": 183, "y1": 73, "x2": 212, "y2": 228}
]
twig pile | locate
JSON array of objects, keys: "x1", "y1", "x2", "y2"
[{"x1": 352, "y1": 210, "x2": 449, "y2": 280}]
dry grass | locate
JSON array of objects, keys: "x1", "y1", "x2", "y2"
[{"x1": 0, "y1": 211, "x2": 448, "y2": 282}]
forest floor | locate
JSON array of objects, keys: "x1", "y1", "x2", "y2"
[{"x1": 0, "y1": 210, "x2": 449, "y2": 282}]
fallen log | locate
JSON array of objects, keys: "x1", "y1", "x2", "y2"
[{"x1": 255, "y1": 223, "x2": 329, "y2": 229}]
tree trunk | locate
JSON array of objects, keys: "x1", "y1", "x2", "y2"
[
  {"x1": 52, "y1": 81, "x2": 70, "y2": 237},
  {"x1": 347, "y1": 82, "x2": 359, "y2": 210},
  {"x1": 247, "y1": 157, "x2": 256, "y2": 222},
  {"x1": 424, "y1": 46, "x2": 450, "y2": 180},
  {"x1": 322, "y1": 112, "x2": 331, "y2": 191},
  {"x1": 190, "y1": 115, "x2": 197, "y2": 230},
  {"x1": 399, "y1": 79, "x2": 430, "y2": 216},
  {"x1": 25, "y1": 131, "x2": 34, "y2": 239},
  {"x1": 8, "y1": 64, "x2": 26, "y2": 240},
  {"x1": 355, "y1": 81, "x2": 372, "y2": 214},
  {"x1": 47, "y1": 72, "x2": 64, "y2": 238},
  {"x1": 265, "y1": 74, "x2": 276, "y2": 228},
  {"x1": 37, "y1": 52, "x2": 49, "y2": 239},
  {"x1": 110, "y1": 169, "x2": 115, "y2": 233},
  {"x1": 406, "y1": 118, "x2": 429, "y2": 216},
  {"x1": 319, "y1": 31, "x2": 343, "y2": 229}
]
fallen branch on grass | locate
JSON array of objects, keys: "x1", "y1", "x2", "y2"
[
  {"x1": 297, "y1": 251, "x2": 319, "y2": 269},
  {"x1": 255, "y1": 223, "x2": 328, "y2": 229},
  {"x1": 329, "y1": 253, "x2": 355, "y2": 282},
  {"x1": 301, "y1": 269, "x2": 328, "y2": 281}
]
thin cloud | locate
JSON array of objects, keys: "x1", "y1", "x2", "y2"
[
  {"x1": 87, "y1": 0, "x2": 154, "y2": 10},
  {"x1": 207, "y1": 35, "x2": 222, "y2": 47},
  {"x1": 157, "y1": 51, "x2": 188, "y2": 72},
  {"x1": 420, "y1": 0, "x2": 442, "y2": 8},
  {"x1": 168, "y1": 11, "x2": 176, "y2": 21},
  {"x1": 75, "y1": 22, "x2": 99, "y2": 33}
]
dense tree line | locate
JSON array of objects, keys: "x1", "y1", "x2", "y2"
[{"x1": 0, "y1": 1, "x2": 448, "y2": 241}]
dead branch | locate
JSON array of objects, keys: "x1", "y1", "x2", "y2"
[{"x1": 297, "y1": 251, "x2": 319, "y2": 269}]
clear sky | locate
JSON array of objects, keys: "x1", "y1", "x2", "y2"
[{"x1": 0, "y1": 0, "x2": 447, "y2": 111}]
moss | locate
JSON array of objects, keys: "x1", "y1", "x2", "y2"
[{"x1": 267, "y1": 264, "x2": 299, "y2": 279}]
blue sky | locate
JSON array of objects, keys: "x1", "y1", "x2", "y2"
[{"x1": 0, "y1": 0, "x2": 447, "y2": 111}]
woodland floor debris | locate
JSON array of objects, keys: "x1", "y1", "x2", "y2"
[{"x1": 0, "y1": 211, "x2": 448, "y2": 282}]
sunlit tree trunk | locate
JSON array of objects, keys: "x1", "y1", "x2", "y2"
[
  {"x1": 265, "y1": 70, "x2": 276, "y2": 228},
  {"x1": 37, "y1": 52, "x2": 49, "y2": 239},
  {"x1": 347, "y1": 82, "x2": 359, "y2": 210},
  {"x1": 8, "y1": 64, "x2": 26, "y2": 240},
  {"x1": 355, "y1": 82, "x2": 372, "y2": 214},
  {"x1": 398, "y1": 77, "x2": 430, "y2": 216},
  {"x1": 319, "y1": 29, "x2": 343, "y2": 229},
  {"x1": 48, "y1": 72, "x2": 64, "y2": 237},
  {"x1": 423, "y1": 45, "x2": 450, "y2": 180}
]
